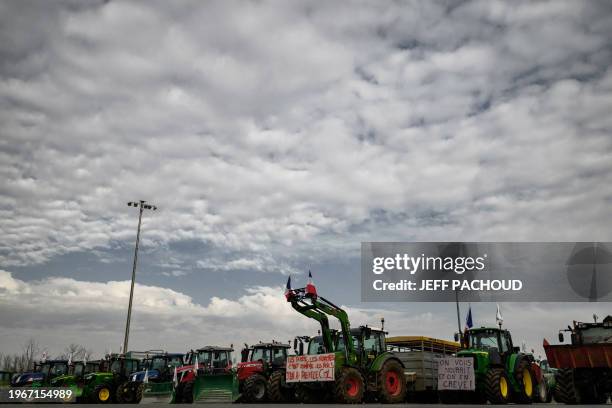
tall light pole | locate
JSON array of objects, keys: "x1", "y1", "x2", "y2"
[{"x1": 123, "y1": 200, "x2": 157, "y2": 354}]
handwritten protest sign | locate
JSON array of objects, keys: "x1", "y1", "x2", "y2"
[
  {"x1": 286, "y1": 353, "x2": 335, "y2": 382},
  {"x1": 437, "y1": 357, "x2": 475, "y2": 390}
]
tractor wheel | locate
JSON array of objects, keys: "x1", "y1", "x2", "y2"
[
  {"x1": 376, "y1": 359, "x2": 407, "y2": 403},
  {"x1": 334, "y1": 367, "x2": 364, "y2": 403},
  {"x1": 115, "y1": 381, "x2": 131, "y2": 403},
  {"x1": 92, "y1": 384, "x2": 113, "y2": 404},
  {"x1": 182, "y1": 381, "x2": 194, "y2": 404},
  {"x1": 268, "y1": 370, "x2": 294, "y2": 402},
  {"x1": 554, "y1": 368, "x2": 578, "y2": 404},
  {"x1": 243, "y1": 373, "x2": 268, "y2": 402},
  {"x1": 174, "y1": 382, "x2": 185, "y2": 403},
  {"x1": 537, "y1": 380, "x2": 549, "y2": 404},
  {"x1": 134, "y1": 383, "x2": 144, "y2": 403},
  {"x1": 485, "y1": 367, "x2": 511, "y2": 404},
  {"x1": 514, "y1": 359, "x2": 535, "y2": 404}
]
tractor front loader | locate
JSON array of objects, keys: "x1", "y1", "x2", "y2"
[{"x1": 286, "y1": 281, "x2": 407, "y2": 403}]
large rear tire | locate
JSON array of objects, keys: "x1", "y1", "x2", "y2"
[
  {"x1": 268, "y1": 370, "x2": 293, "y2": 402},
  {"x1": 514, "y1": 359, "x2": 535, "y2": 404},
  {"x1": 243, "y1": 373, "x2": 267, "y2": 402},
  {"x1": 334, "y1": 367, "x2": 364, "y2": 403},
  {"x1": 116, "y1": 381, "x2": 142, "y2": 403},
  {"x1": 376, "y1": 359, "x2": 407, "y2": 403},
  {"x1": 485, "y1": 368, "x2": 511, "y2": 404},
  {"x1": 554, "y1": 369, "x2": 578, "y2": 404}
]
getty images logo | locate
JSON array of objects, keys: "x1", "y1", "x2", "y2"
[{"x1": 372, "y1": 253, "x2": 488, "y2": 275}]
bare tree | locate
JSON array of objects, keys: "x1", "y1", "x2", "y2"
[
  {"x1": 21, "y1": 338, "x2": 39, "y2": 371},
  {"x1": 1, "y1": 354, "x2": 11, "y2": 371},
  {"x1": 60, "y1": 344, "x2": 93, "y2": 361}
]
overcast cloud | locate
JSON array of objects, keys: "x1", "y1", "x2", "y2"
[{"x1": 1, "y1": 0, "x2": 612, "y2": 357}]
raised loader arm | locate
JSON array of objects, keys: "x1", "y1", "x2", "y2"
[{"x1": 287, "y1": 287, "x2": 357, "y2": 365}]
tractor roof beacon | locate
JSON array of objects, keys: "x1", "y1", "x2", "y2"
[
  {"x1": 286, "y1": 283, "x2": 407, "y2": 403},
  {"x1": 451, "y1": 326, "x2": 537, "y2": 405},
  {"x1": 544, "y1": 315, "x2": 612, "y2": 404},
  {"x1": 237, "y1": 341, "x2": 293, "y2": 403}
]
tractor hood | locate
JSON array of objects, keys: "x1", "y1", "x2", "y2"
[
  {"x1": 129, "y1": 369, "x2": 161, "y2": 382},
  {"x1": 11, "y1": 372, "x2": 45, "y2": 386}
]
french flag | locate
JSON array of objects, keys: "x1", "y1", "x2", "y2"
[
  {"x1": 305, "y1": 270, "x2": 317, "y2": 298},
  {"x1": 285, "y1": 276, "x2": 294, "y2": 300}
]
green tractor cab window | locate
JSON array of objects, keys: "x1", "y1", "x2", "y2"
[{"x1": 468, "y1": 330, "x2": 500, "y2": 351}]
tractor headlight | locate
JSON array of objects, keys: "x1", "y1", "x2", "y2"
[{"x1": 132, "y1": 375, "x2": 137, "y2": 381}]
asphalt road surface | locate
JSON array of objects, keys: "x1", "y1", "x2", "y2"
[{"x1": 3, "y1": 404, "x2": 612, "y2": 407}]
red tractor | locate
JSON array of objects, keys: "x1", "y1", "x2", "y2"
[
  {"x1": 173, "y1": 346, "x2": 235, "y2": 403},
  {"x1": 544, "y1": 315, "x2": 612, "y2": 404},
  {"x1": 237, "y1": 341, "x2": 294, "y2": 402}
]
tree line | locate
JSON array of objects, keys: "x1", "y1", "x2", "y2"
[{"x1": 0, "y1": 339, "x2": 93, "y2": 372}]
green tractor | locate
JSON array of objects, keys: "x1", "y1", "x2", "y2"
[
  {"x1": 49, "y1": 360, "x2": 101, "y2": 402},
  {"x1": 79, "y1": 354, "x2": 141, "y2": 403},
  {"x1": 173, "y1": 346, "x2": 240, "y2": 403},
  {"x1": 285, "y1": 279, "x2": 407, "y2": 403},
  {"x1": 536, "y1": 359, "x2": 556, "y2": 403},
  {"x1": 446, "y1": 327, "x2": 536, "y2": 404}
]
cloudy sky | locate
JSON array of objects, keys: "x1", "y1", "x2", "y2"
[{"x1": 1, "y1": 0, "x2": 611, "y2": 359}]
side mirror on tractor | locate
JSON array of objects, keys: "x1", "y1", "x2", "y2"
[
  {"x1": 558, "y1": 332, "x2": 564, "y2": 343},
  {"x1": 454, "y1": 333, "x2": 459, "y2": 342},
  {"x1": 293, "y1": 338, "x2": 298, "y2": 351}
]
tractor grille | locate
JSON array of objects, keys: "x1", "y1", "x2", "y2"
[{"x1": 195, "y1": 389, "x2": 234, "y2": 403}]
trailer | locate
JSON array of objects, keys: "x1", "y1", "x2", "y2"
[{"x1": 386, "y1": 336, "x2": 460, "y2": 402}]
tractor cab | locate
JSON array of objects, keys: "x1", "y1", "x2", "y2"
[
  {"x1": 174, "y1": 346, "x2": 239, "y2": 403},
  {"x1": 70, "y1": 360, "x2": 101, "y2": 378},
  {"x1": 557, "y1": 315, "x2": 612, "y2": 345},
  {"x1": 337, "y1": 326, "x2": 387, "y2": 368},
  {"x1": 242, "y1": 342, "x2": 289, "y2": 367},
  {"x1": 102, "y1": 355, "x2": 140, "y2": 378},
  {"x1": 131, "y1": 353, "x2": 184, "y2": 382},
  {"x1": 189, "y1": 346, "x2": 233, "y2": 374},
  {"x1": 460, "y1": 327, "x2": 518, "y2": 358}
]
